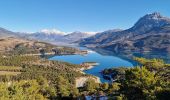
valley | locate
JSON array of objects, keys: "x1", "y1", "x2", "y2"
[{"x1": 0, "y1": 12, "x2": 170, "y2": 100}]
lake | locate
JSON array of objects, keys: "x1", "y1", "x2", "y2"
[{"x1": 49, "y1": 48, "x2": 170, "y2": 82}]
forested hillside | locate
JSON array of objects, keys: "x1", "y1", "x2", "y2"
[
  {"x1": 0, "y1": 37, "x2": 81, "y2": 55},
  {"x1": 0, "y1": 53, "x2": 169, "y2": 100},
  {"x1": 0, "y1": 55, "x2": 84, "y2": 99}
]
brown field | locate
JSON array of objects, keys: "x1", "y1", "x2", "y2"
[
  {"x1": 0, "y1": 71, "x2": 21, "y2": 75},
  {"x1": 0, "y1": 66, "x2": 22, "y2": 75}
]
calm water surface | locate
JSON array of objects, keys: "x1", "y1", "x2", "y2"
[
  {"x1": 49, "y1": 49, "x2": 134, "y2": 82},
  {"x1": 49, "y1": 48, "x2": 170, "y2": 82}
]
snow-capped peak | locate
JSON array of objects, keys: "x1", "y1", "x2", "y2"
[
  {"x1": 40, "y1": 29, "x2": 65, "y2": 35},
  {"x1": 84, "y1": 32, "x2": 97, "y2": 35}
]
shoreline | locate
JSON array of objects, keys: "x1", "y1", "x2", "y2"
[
  {"x1": 41, "y1": 51, "x2": 101, "y2": 88},
  {"x1": 79, "y1": 62, "x2": 99, "y2": 71},
  {"x1": 79, "y1": 65, "x2": 94, "y2": 71},
  {"x1": 75, "y1": 76, "x2": 101, "y2": 87},
  {"x1": 76, "y1": 64, "x2": 101, "y2": 88},
  {"x1": 22, "y1": 49, "x2": 89, "y2": 56}
]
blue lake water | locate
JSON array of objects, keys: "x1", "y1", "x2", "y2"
[
  {"x1": 49, "y1": 50, "x2": 134, "y2": 82},
  {"x1": 49, "y1": 48, "x2": 170, "y2": 82}
]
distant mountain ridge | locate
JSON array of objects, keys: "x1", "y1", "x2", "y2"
[
  {"x1": 0, "y1": 27, "x2": 18, "y2": 38},
  {"x1": 1, "y1": 12, "x2": 170, "y2": 51},
  {"x1": 64, "y1": 31, "x2": 95, "y2": 42},
  {"x1": 0, "y1": 28, "x2": 96, "y2": 45},
  {"x1": 25, "y1": 31, "x2": 96, "y2": 45},
  {"x1": 25, "y1": 31, "x2": 64, "y2": 42},
  {"x1": 79, "y1": 12, "x2": 170, "y2": 52}
]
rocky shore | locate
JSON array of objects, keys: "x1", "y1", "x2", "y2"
[
  {"x1": 79, "y1": 62, "x2": 99, "y2": 70},
  {"x1": 75, "y1": 62, "x2": 101, "y2": 87},
  {"x1": 75, "y1": 76, "x2": 100, "y2": 87}
]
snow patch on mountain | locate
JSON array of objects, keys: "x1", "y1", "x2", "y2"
[{"x1": 40, "y1": 29, "x2": 65, "y2": 35}]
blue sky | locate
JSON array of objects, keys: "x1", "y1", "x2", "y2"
[{"x1": 0, "y1": 0, "x2": 169, "y2": 33}]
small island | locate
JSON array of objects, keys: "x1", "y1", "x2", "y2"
[
  {"x1": 82, "y1": 62, "x2": 99, "y2": 66},
  {"x1": 80, "y1": 62, "x2": 99, "y2": 70}
]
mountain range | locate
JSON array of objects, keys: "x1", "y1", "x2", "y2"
[
  {"x1": 0, "y1": 27, "x2": 18, "y2": 38},
  {"x1": 1, "y1": 12, "x2": 170, "y2": 52},
  {"x1": 79, "y1": 12, "x2": 170, "y2": 52},
  {"x1": 0, "y1": 28, "x2": 96, "y2": 45}
]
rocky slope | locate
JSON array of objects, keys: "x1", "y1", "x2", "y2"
[
  {"x1": 0, "y1": 27, "x2": 18, "y2": 38},
  {"x1": 79, "y1": 12, "x2": 170, "y2": 52}
]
